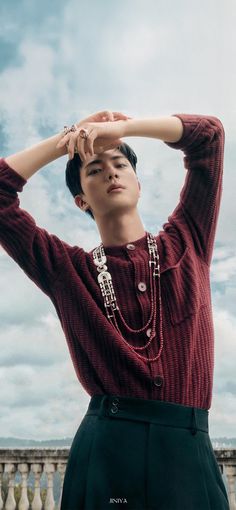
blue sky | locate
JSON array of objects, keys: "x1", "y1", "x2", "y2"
[{"x1": 0, "y1": 0, "x2": 235, "y2": 440}]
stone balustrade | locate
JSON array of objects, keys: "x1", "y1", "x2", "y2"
[
  {"x1": 0, "y1": 448, "x2": 68, "y2": 510},
  {"x1": 0, "y1": 448, "x2": 235, "y2": 509},
  {"x1": 215, "y1": 449, "x2": 236, "y2": 510}
]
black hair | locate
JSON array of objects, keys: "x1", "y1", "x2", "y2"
[{"x1": 65, "y1": 142, "x2": 138, "y2": 220}]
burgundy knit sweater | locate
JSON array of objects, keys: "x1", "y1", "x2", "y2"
[{"x1": 0, "y1": 114, "x2": 225, "y2": 409}]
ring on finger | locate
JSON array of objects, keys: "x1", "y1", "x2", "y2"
[{"x1": 79, "y1": 128, "x2": 89, "y2": 139}]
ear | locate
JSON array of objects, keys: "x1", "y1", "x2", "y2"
[
  {"x1": 74, "y1": 195, "x2": 90, "y2": 212},
  {"x1": 138, "y1": 180, "x2": 141, "y2": 195}
]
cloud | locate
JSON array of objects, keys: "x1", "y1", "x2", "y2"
[
  {"x1": 0, "y1": 359, "x2": 90, "y2": 439},
  {"x1": 0, "y1": 312, "x2": 68, "y2": 368},
  {"x1": 0, "y1": 0, "x2": 235, "y2": 440},
  {"x1": 213, "y1": 309, "x2": 236, "y2": 384},
  {"x1": 211, "y1": 249, "x2": 236, "y2": 283},
  {"x1": 209, "y1": 308, "x2": 236, "y2": 436},
  {"x1": 210, "y1": 393, "x2": 236, "y2": 437}
]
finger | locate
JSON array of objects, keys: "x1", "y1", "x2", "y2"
[
  {"x1": 106, "y1": 111, "x2": 114, "y2": 121},
  {"x1": 68, "y1": 131, "x2": 84, "y2": 159},
  {"x1": 95, "y1": 139, "x2": 123, "y2": 153},
  {"x1": 106, "y1": 138, "x2": 123, "y2": 149},
  {"x1": 56, "y1": 133, "x2": 70, "y2": 148},
  {"x1": 77, "y1": 111, "x2": 108, "y2": 126},
  {"x1": 99, "y1": 110, "x2": 114, "y2": 122},
  {"x1": 112, "y1": 112, "x2": 132, "y2": 121},
  {"x1": 75, "y1": 130, "x2": 95, "y2": 159},
  {"x1": 85, "y1": 129, "x2": 96, "y2": 157},
  {"x1": 76, "y1": 134, "x2": 87, "y2": 161},
  {"x1": 67, "y1": 135, "x2": 77, "y2": 160},
  {"x1": 92, "y1": 110, "x2": 111, "y2": 122}
]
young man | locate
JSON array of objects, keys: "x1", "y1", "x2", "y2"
[{"x1": 0, "y1": 110, "x2": 229, "y2": 509}]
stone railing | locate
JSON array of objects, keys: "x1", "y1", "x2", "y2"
[
  {"x1": 215, "y1": 449, "x2": 236, "y2": 510},
  {"x1": 0, "y1": 448, "x2": 68, "y2": 510},
  {"x1": 0, "y1": 448, "x2": 235, "y2": 509}
]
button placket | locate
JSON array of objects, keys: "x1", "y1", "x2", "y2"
[
  {"x1": 125, "y1": 245, "x2": 151, "y2": 326},
  {"x1": 128, "y1": 250, "x2": 150, "y2": 325}
]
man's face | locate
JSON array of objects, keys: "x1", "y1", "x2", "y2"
[{"x1": 75, "y1": 148, "x2": 141, "y2": 219}]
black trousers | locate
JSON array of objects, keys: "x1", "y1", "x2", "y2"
[{"x1": 60, "y1": 395, "x2": 230, "y2": 510}]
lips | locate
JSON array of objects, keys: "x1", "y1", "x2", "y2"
[{"x1": 107, "y1": 184, "x2": 125, "y2": 193}]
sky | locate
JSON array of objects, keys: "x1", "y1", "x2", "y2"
[{"x1": 0, "y1": 0, "x2": 235, "y2": 440}]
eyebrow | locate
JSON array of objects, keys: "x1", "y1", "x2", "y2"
[{"x1": 84, "y1": 155, "x2": 126, "y2": 172}]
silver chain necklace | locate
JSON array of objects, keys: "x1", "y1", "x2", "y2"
[{"x1": 92, "y1": 232, "x2": 164, "y2": 363}]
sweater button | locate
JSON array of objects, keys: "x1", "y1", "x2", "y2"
[
  {"x1": 154, "y1": 376, "x2": 163, "y2": 387},
  {"x1": 138, "y1": 282, "x2": 147, "y2": 292},
  {"x1": 126, "y1": 243, "x2": 135, "y2": 250},
  {"x1": 110, "y1": 398, "x2": 120, "y2": 414}
]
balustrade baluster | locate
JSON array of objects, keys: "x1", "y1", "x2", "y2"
[
  {"x1": 31, "y1": 463, "x2": 43, "y2": 510},
  {"x1": 57, "y1": 463, "x2": 66, "y2": 510},
  {"x1": 18, "y1": 463, "x2": 30, "y2": 510},
  {"x1": 44, "y1": 463, "x2": 55, "y2": 510},
  {"x1": 225, "y1": 465, "x2": 236, "y2": 510},
  {"x1": 0, "y1": 464, "x2": 4, "y2": 510},
  {"x1": 4, "y1": 463, "x2": 16, "y2": 510}
]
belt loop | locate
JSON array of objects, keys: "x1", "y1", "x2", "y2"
[
  {"x1": 190, "y1": 407, "x2": 198, "y2": 435},
  {"x1": 98, "y1": 395, "x2": 108, "y2": 419}
]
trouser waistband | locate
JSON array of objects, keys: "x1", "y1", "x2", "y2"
[{"x1": 86, "y1": 394, "x2": 209, "y2": 435}]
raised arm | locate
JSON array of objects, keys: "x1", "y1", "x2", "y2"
[
  {"x1": 164, "y1": 114, "x2": 225, "y2": 266},
  {"x1": 0, "y1": 110, "x2": 130, "y2": 295},
  {"x1": 57, "y1": 115, "x2": 184, "y2": 161},
  {"x1": 121, "y1": 116, "x2": 184, "y2": 142},
  {"x1": 4, "y1": 110, "x2": 130, "y2": 180},
  {"x1": 5, "y1": 132, "x2": 68, "y2": 180},
  {"x1": 62, "y1": 113, "x2": 224, "y2": 267}
]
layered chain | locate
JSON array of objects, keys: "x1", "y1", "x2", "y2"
[{"x1": 92, "y1": 232, "x2": 164, "y2": 363}]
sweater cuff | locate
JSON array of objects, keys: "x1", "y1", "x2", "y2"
[
  {"x1": 0, "y1": 158, "x2": 27, "y2": 192},
  {"x1": 164, "y1": 114, "x2": 209, "y2": 151}
]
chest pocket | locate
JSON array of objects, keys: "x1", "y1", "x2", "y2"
[{"x1": 160, "y1": 245, "x2": 206, "y2": 326}]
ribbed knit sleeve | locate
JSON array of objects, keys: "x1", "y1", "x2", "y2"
[
  {"x1": 0, "y1": 158, "x2": 76, "y2": 297},
  {"x1": 164, "y1": 114, "x2": 225, "y2": 266}
]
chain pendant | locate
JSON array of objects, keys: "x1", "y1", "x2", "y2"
[
  {"x1": 97, "y1": 270, "x2": 119, "y2": 314},
  {"x1": 92, "y1": 232, "x2": 164, "y2": 363}
]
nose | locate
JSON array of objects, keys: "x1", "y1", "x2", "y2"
[{"x1": 104, "y1": 163, "x2": 119, "y2": 180}]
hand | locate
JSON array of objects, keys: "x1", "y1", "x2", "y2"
[
  {"x1": 57, "y1": 119, "x2": 129, "y2": 161},
  {"x1": 76, "y1": 110, "x2": 132, "y2": 126}
]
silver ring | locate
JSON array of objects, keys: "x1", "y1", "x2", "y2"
[{"x1": 79, "y1": 128, "x2": 89, "y2": 139}]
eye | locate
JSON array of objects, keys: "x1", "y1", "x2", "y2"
[
  {"x1": 89, "y1": 168, "x2": 101, "y2": 175},
  {"x1": 88, "y1": 163, "x2": 127, "y2": 175}
]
